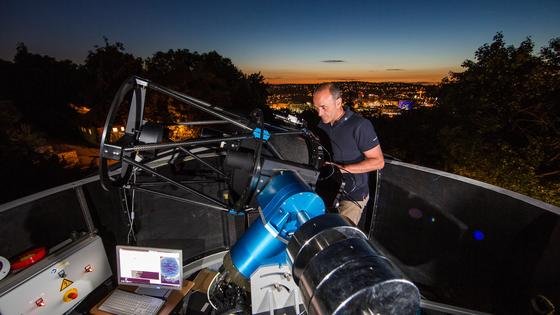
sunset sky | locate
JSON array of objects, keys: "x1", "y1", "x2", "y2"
[{"x1": 1, "y1": 0, "x2": 559, "y2": 83}]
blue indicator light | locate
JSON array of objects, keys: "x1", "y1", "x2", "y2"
[{"x1": 473, "y1": 230, "x2": 485, "y2": 241}]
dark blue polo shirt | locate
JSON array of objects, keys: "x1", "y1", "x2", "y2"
[{"x1": 318, "y1": 108, "x2": 380, "y2": 201}]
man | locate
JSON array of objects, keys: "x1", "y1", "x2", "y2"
[{"x1": 313, "y1": 83, "x2": 384, "y2": 225}]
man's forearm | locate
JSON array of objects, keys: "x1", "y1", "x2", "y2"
[{"x1": 334, "y1": 157, "x2": 384, "y2": 174}]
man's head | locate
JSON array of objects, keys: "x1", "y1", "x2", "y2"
[{"x1": 313, "y1": 83, "x2": 344, "y2": 125}]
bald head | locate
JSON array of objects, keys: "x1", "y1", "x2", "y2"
[{"x1": 314, "y1": 82, "x2": 342, "y2": 100}]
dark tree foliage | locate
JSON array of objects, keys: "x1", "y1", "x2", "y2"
[
  {"x1": 241, "y1": 72, "x2": 269, "y2": 113},
  {"x1": 440, "y1": 33, "x2": 559, "y2": 203},
  {"x1": 82, "y1": 38, "x2": 144, "y2": 126},
  {"x1": 8, "y1": 43, "x2": 83, "y2": 139},
  {"x1": 144, "y1": 49, "x2": 267, "y2": 119},
  {"x1": 380, "y1": 33, "x2": 560, "y2": 205}
]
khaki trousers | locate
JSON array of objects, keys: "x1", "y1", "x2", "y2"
[{"x1": 338, "y1": 195, "x2": 369, "y2": 225}]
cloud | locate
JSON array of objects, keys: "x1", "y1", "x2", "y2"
[
  {"x1": 386, "y1": 68, "x2": 405, "y2": 71},
  {"x1": 321, "y1": 60, "x2": 345, "y2": 63}
]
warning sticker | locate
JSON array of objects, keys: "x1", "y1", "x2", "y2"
[{"x1": 60, "y1": 278, "x2": 73, "y2": 291}]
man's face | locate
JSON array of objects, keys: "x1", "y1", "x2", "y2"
[{"x1": 313, "y1": 89, "x2": 342, "y2": 124}]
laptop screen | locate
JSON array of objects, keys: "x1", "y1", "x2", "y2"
[{"x1": 116, "y1": 245, "x2": 183, "y2": 290}]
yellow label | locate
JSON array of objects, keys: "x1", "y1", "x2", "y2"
[{"x1": 60, "y1": 278, "x2": 73, "y2": 291}]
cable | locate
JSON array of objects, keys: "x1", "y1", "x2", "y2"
[
  {"x1": 315, "y1": 142, "x2": 357, "y2": 194},
  {"x1": 318, "y1": 143, "x2": 333, "y2": 163},
  {"x1": 530, "y1": 294, "x2": 555, "y2": 315},
  {"x1": 317, "y1": 163, "x2": 336, "y2": 181},
  {"x1": 336, "y1": 165, "x2": 358, "y2": 197},
  {"x1": 129, "y1": 171, "x2": 137, "y2": 243},
  {"x1": 122, "y1": 189, "x2": 131, "y2": 244},
  {"x1": 206, "y1": 272, "x2": 220, "y2": 310},
  {"x1": 338, "y1": 191, "x2": 362, "y2": 208},
  {"x1": 313, "y1": 137, "x2": 364, "y2": 210},
  {"x1": 123, "y1": 171, "x2": 138, "y2": 245},
  {"x1": 316, "y1": 143, "x2": 335, "y2": 181}
]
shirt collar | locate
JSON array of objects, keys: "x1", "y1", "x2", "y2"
[{"x1": 331, "y1": 107, "x2": 353, "y2": 127}]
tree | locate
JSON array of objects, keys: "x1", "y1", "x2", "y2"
[
  {"x1": 144, "y1": 49, "x2": 267, "y2": 123},
  {"x1": 83, "y1": 38, "x2": 144, "y2": 126},
  {"x1": 233, "y1": 72, "x2": 269, "y2": 116},
  {"x1": 9, "y1": 43, "x2": 84, "y2": 139},
  {"x1": 436, "y1": 33, "x2": 560, "y2": 204}
]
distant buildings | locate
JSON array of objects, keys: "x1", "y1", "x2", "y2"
[{"x1": 267, "y1": 81, "x2": 437, "y2": 118}]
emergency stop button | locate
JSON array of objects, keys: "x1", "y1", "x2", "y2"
[{"x1": 63, "y1": 288, "x2": 78, "y2": 302}]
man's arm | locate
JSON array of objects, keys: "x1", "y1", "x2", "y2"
[{"x1": 331, "y1": 145, "x2": 385, "y2": 174}]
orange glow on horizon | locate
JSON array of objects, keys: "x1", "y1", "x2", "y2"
[
  {"x1": 255, "y1": 67, "x2": 461, "y2": 84},
  {"x1": 265, "y1": 76, "x2": 443, "y2": 84}
]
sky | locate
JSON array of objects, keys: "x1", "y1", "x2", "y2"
[{"x1": 1, "y1": 0, "x2": 559, "y2": 84}]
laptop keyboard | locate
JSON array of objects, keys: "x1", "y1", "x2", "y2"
[{"x1": 98, "y1": 289, "x2": 165, "y2": 315}]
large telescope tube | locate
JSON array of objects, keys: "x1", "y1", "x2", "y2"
[{"x1": 287, "y1": 213, "x2": 421, "y2": 315}]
